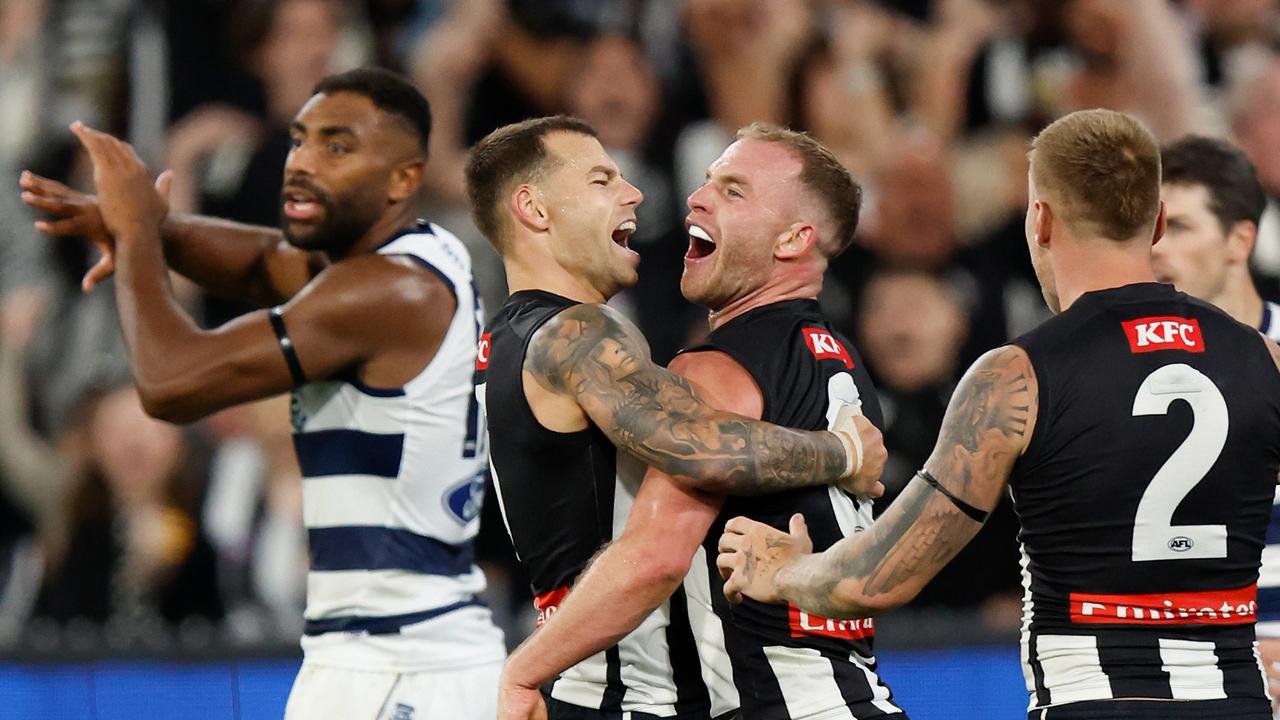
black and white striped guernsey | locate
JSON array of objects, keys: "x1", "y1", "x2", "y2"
[
  {"x1": 682, "y1": 299, "x2": 907, "y2": 720},
  {"x1": 479, "y1": 290, "x2": 722, "y2": 718},
  {"x1": 1010, "y1": 282, "x2": 1280, "y2": 718}
]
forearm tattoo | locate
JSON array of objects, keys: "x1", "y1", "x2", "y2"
[
  {"x1": 778, "y1": 345, "x2": 1036, "y2": 616},
  {"x1": 526, "y1": 304, "x2": 847, "y2": 494}
]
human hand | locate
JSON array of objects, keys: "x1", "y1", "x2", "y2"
[
  {"x1": 831, "y1": 411, "x2": 887, "y2": 499},
  {"x1": 497, "y1": 668, "x2": 548, "y2": 720},
  {"x1": 19, "y1": 170, "x2": 124, "y2": 292},
  {"x1": 717, "y1": 513, "x2": 813, "y2": 605},
  {"x1": 68, "y1": 122, "x2": 172, "y2": 248}
]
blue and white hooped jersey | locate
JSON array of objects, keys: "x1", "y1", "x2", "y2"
[
  {"x1": 291, "y1": 223, "x2": 504, "y2": 671},
  {"x1": 1254, "y1": 300, "x2": 1280, "y2": 639}
]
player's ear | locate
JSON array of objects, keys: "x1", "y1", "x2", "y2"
[
  {"x1": 388, "y1": 159, "x2": 425, "y2": 204},
  {"x1": 1225, "y1": 218, "x2": 1257, "y2": 265},
  {"x1": 775, "y1": 223, "x2": 816, "y2": 260},
  {"x1": 1150, "y1": 201, "x2": 1167, "y2": 247},
  {"x1": 511, "y1": 184, "x2": 550, "y2": 234},
  {"x1": 1034, "y1": 200, "x2": 1053, "y2": 248}
]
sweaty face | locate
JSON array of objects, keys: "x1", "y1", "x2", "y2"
[
  {"x1": 537, "y1": 132, "x2": 643, "y2": 298},
  {"x1": 1153, "y1": 183, "x2": 1232, "y2": 303},
  {"x1": 281, "y1": 92, "x2": 418, "y2": 253},
  {"x1": 682, "y1": 139, "x2": 802, "y2": 309}
]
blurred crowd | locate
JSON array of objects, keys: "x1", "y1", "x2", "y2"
[{"x1": 0, "y1": 0, "x2": 1278, "y2": 653}]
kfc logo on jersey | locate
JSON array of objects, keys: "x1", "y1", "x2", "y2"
[
  {"x1": 789, "y1": 604, "x2": 874, "y2": 639},
  {"x1": 476, "y1": 333, "x2": 491, "y2": 370},
  {"x1": 1121, "y1": 317, "x2": 1205, "y2": 354},
  {"x1": 803, "y1": 328, "x2": 853, "y2": 368}
]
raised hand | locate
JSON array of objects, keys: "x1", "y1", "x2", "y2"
[
  {"x1": 19, "y1": 170, "x2": 117, "y2": 292},
  {"x1": 67, "y1": 122, "x2": 172, "y2": 248},
  {"x1": 717, "y1": 513, "x2": 813, "y2": 605}
]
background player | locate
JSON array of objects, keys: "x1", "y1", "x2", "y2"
[
  {"x1": 466, "y1": 116, "x2": 886, "y2": 720},
  {"x1": 718, "y1": 109, "x2": 1280, "y2": 719},
  {"x1": 1154, "y1": 135, "x2": 1280, "y2": 710},
  {"x1": 21, "y1": 69, "x2": 505, "y2": 719},
  {"x1": 496, "y1": 123, "x2": 904, "y2": 720}
]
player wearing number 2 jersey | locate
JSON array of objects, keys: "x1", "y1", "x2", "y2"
[{"x1": 717, "y1": 109, "x2": 1280, "y2": 720}]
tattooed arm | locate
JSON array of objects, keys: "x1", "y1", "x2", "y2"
[
  {"x1": 717, "y1": 345, "x2": 1038, "y2": 617},
  {"x1": 524, "y1": 303, "x2": 885, "y2": 495}
]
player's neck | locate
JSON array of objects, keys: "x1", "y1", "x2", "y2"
[
  {"x1": 707, "y1": 272, "x2": 823, "y2": 331},
  {"x1": 1054, "y1": 242, "x2": 1157, "y2": 311},
  {"x1": 328, "y1": 207, "x2": 420, "y2": 261},
  {"x1": 1209, "y1": 272, "x2": 1266, "y2": 330},
  {"x1": 503, "y1": 257, "x2": 609, "y2": 305}
]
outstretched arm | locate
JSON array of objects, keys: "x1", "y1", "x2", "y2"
[
  {"x1": 20, "y1": 170, "x2": 319, "y2": 305},
  {"x1": 524, "y1": 303, "x2": 886, "y2": 496},
  {"x1": 718, "y1": 345, "x2": 1037, "y2": 617},
  {"x1": 69, "y1": 122, "x2": 453, "y2": 423}
]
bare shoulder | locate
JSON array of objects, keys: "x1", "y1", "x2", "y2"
[
  {"x1": 668, "y1": 350, "x2": 763, "y2": 418},
  {"x1": 941, "y1": 344, "x2": 1038, "y2": 457},
  {"x1": 524, "y1": 303, "x2": 652, "y2": 392},
  {"x1": 286, "y1": 253, "x2": 455, "y2": 339}
]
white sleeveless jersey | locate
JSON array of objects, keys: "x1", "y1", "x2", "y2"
[{"x1": 290, "y1": 223, "x2": 505, "y2": 671}]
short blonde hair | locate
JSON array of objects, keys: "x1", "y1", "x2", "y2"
[
  {"x1": 736, "y1": 123, "x2": 861, "y2": 258},
  {"x1": 1029, "y1": 109, "x2": 1161, "y2": 241}
]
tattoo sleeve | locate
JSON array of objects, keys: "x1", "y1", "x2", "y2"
[
  {"x1": 525, "y1": 304, "x2": 849, "y2": 494},
  {"x1": 774, "y1": 345, "x2": 1038, "y2": 617}
]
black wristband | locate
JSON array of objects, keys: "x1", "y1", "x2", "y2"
[
  {"x1": 269, "y1": 306, "x2": 307, "y2": 387},
  {"x1": 915, "y1": 469, "x2": 990, "y2": 523}
]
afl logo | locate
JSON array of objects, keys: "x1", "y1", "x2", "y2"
[{"x1": 1168, "y1": 536, "x2": 1195, "y2": 552}]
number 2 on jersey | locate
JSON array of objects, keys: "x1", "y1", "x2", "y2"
[{"x1": 1130, "y1": 363, "x2": 1229, "y2": 562}]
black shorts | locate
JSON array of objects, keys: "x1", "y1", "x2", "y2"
[
  {"x1": 544, "y1": 696, "x2": 741, "y2": 720},
  {"x1": 1029, "y1": 697, "x2": 1271, "y2": 720}
]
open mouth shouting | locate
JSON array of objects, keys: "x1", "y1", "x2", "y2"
[
  {"x1": 685, "y1": 223, "x2": 717, "y2": 261},
  {"x1": 613, "y1": 219, "x2": 638, "y2": 252}
]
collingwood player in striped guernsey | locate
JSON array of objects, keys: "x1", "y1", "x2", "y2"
[
  {"x1": 23, "y1": 69, "x2": 505, "y2": 718},
  {"x1": 465, "y1": 117, "x2": 887, "y2": 720},
  {"x1": 720, "y1": 109, "x2": 1280, "y2": 720},
  {"x1": 1153, "y1": 135, "x2": 1280, "y2": 710},
  {"x1": 496, "y1": 124, "x2": 904, "y2": 720}
]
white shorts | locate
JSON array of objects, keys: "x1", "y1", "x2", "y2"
[{"x1": 283, "y1": 660, "x2": 502, "y2": 720}]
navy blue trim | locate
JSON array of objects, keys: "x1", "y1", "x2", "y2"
[
  {"x1": 1257, "y1": 585, "x2": 1280, "y2": 622},
  {"x1": 303, "y1": 597, "x2": 482, "y2": 636},
  {"x1": 307, "y1": 526, "x2": 475, "y2": 574},
  {"x1": 1262, "y1": 302, "x2": 1273, "y2": 335},
  {"x1": 373, "y1": 220, "x2": 434, "y2": 251},
  {"x1": 294, "y1": 429, "x2": 404, "y2": 478},
  {"x1": 335, "y1": 368, "x2": 406, "y2": 397},
  {"x1": 397, "y1": 254, "x2": 457, "y2": 300}
]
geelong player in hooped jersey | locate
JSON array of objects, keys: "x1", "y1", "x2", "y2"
[
  {"x1": 1154, "y1": 136, "x2": 1280, "y2": 710},
  {"x1": 465, "y1": 117, "x2": 887, "y2": 720},
  {"x1": 22, "y1": 69, "x2": 506, "y2": 718},
  {"x1": 719, "y1": 109, "x2": 1280, "y2": 720},
  {"x1": 494, "y1": 124, "x2": 904, "y2": 720}
]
